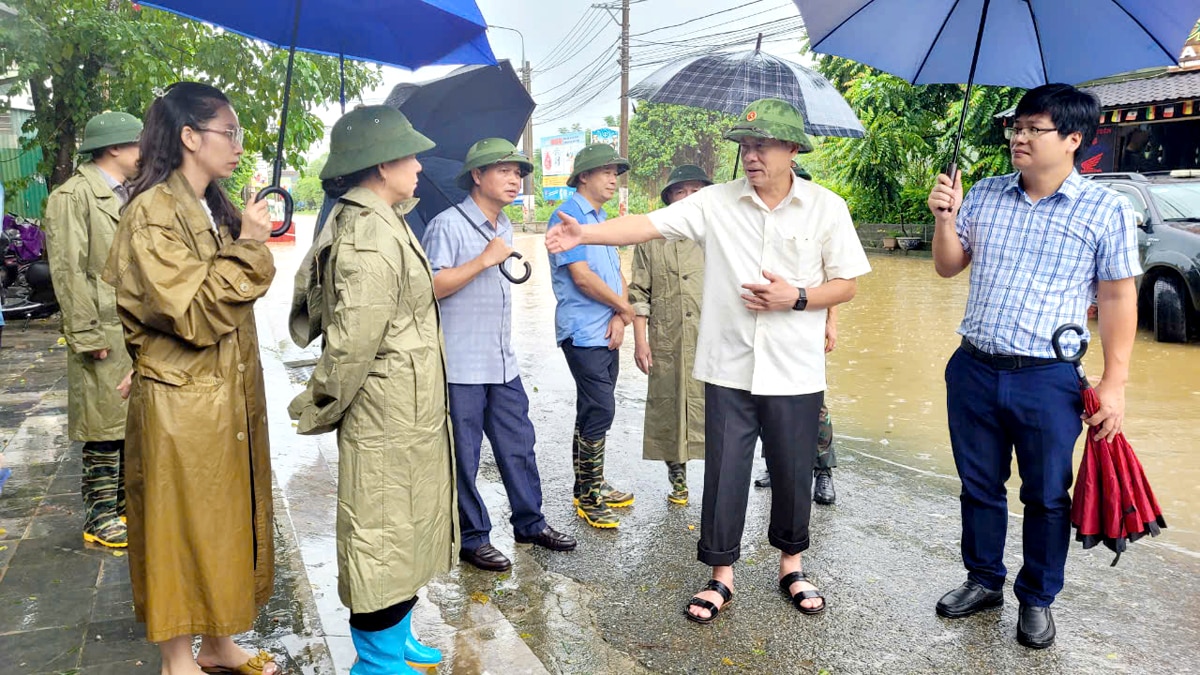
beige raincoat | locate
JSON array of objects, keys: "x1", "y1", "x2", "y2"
[
  {"x1": 102, "y1": 171, "x2": 275, "y2": 642},
  {"x1": 629, "y1": 239, "x2": 706, "y2": 463},
  {"x1": 288, "y1": 187, "x2": 457, "y2": 613},
  {"x1": 43, "y1": 163, "x2": 132, "y2": 441}
]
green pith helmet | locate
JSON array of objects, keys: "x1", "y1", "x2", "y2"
[
  {"x1": 567, "y1": 143, "x2": 630, "y2": 188},
  {"x1": 660, "y1": 164, "x2": 713, "y2": 205},
  {"x1": 78, "y1": 112, "x2": 143, "y2": 153},
  {"x1": 455, "y1": 138, "x2": 534, "y2": 191},
  {"x1": 320, "y1": 106, "x2": 435, "y2": 180},
  {"x1": 723, "y1": 98, "x2": 814, "y2": 153}
]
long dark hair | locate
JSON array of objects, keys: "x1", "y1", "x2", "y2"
[{"x1": 125, "y1": 82, "x2": 242, "y2": 236}]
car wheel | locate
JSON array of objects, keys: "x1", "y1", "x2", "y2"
[{"x1": 1153, "y1": 276, "x2": 1188, "y2": 343}]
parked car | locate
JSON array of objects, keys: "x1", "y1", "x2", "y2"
[{"x1": 1086, "y1": 171, "x2": 1200, "y2": 343}]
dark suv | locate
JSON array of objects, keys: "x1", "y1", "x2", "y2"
[{"x1": 1087, "y1": 172, "x2": 1200, "y2": 343}]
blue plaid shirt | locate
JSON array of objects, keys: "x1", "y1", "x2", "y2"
[
  {"x1": 422, "y1": 197, "x2": 518, "y2": 385},
  {"x1": 956, "y1": 170, "x2": 1141, "y2": 358}
]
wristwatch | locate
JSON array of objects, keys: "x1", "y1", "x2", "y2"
[{"x1": 792, "y1": 287, "x2": 808, "y2": 311}]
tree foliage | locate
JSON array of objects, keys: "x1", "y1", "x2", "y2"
[
  {"x1": 627, "y1": 101, "x2": 739, "y2": 207},
  {"x1": 810, "y1": 55, "x2": 1022, "y2": 225},
  {"x1": 0, "y1": 0, "x2": 381, "y2": 189}
]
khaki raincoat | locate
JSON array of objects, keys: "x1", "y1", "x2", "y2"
[
  {"x1": 629, "y1": 239, "x2": 706, "y2": 463},
  {"x1": 288, "y1": 187, "x2": 457, "y2": 613},
  {"x1": 43, "y1": 163, "x2": 132, "y2": 442},
  {"x1": 102, "y1": 171, "x2": 275, "y2": 642}
]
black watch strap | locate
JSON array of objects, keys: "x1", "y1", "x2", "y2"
[{"x1": 792, "y1": 287, "x2": 808, "y2": 311}]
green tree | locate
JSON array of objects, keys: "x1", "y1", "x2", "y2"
[
  {"x1": 627, "y1": 101, "x2": 738, "y2": 207},
  {"x1": 0, "y1": 0, "x2": 381, "y2": 188},
  {"x1": 291, "y1": 152, "x2": 327, "y2": 210}
]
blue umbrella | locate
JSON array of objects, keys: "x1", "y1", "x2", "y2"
[
  {"x1": 140, "y1": 0, "x2": 496, "y2": 234},
  {"x1": 792, "y1": 0, "x2": 1198, "y2": 175}
]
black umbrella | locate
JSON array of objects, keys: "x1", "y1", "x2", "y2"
[{"x1": 389, "y1": 60, "x2": 535, "y2": 283}]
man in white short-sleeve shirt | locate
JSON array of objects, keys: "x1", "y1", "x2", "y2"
[{"x1": 546, "y1": 98, "x2": 871, "y2": 625}]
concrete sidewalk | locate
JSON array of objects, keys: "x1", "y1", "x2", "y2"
[{"x1": 0, "y1": 320, "x2": 332, "y2": 674}]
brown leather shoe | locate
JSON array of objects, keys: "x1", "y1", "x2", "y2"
[{"x1": 459, "y1": 543, "x2": 512, "y2": 572}]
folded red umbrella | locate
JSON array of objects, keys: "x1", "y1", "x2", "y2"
[{"x1": 1054, "y1": 325, "x2": 1167, "y2": 566}]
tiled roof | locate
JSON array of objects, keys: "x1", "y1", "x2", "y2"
[{"x1": 1081, "y1": 70, "x2": 1200, "y2": 107}]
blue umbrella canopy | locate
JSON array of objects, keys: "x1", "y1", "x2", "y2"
[
  {"x1": 630, "y1": 47, "x2": 865, "y2": 138},
  {"x1": 792, "y1": 0, "x2": 1199, "y2": 173},
  {"x1": 139, "y1": 0, "x2": 495, "y2": 69},
  {"x1": 140, "y1": 0, "x2": 496, "y2": 235}
]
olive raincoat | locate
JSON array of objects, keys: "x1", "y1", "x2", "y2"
[
  {"x1": 629, "y1": 239, "x2": 706, "y2": 463},
  {"x1": 288, "y1": 187, "x2": 457, "y2": 613},
  {"x1": 102, "y1": 171, "x2": 275, "y2": 642},
  {"x1": 43, "y1": 163, "x2": 132, "y2": 441}
]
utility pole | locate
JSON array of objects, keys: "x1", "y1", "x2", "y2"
[
  {"x1": 619, "y1": 0, "x2": 630, "y2": 195},
  {"x1": 488, "y1": 24, "x2": 535, "y2": 228}
]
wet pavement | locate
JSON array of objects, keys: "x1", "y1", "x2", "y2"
[
  {"x1": 3, "y1": 215, "x2": 1197, "y2": 674},
  {"x1": 0, "y1": 322, "x2": 332, "y2": 673},
  {"x1": 259, "y1": 220, "x2": 1199, "y2": 674}
]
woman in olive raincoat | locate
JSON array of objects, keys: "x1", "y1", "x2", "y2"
[
  {"x1": 288, "y1": 105, "x2": 456, "y2": 675},
  {"x1": 103, "y1": 82, "x2": 279, "y2": 674},
  {"x1": 629, "y1": 165, "x2": 712, "y2": 505}
]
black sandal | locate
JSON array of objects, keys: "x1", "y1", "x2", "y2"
[
  {"x1": 779, "y1": 570, "x2": 826, "y2": 615},
  {"x1": 684, "y1": 579, "x2": 734, "y2": 625}
]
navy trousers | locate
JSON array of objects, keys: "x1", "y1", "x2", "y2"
[
  {"x1": 945, "y1": 348, "x2": 1083, "y2": 607},
  {"x1": 449, "y1": 376, "x2": 547, "y2": 551},
  {"x1": 560, "y1": 340, "x2": 619, "y2": 441}
]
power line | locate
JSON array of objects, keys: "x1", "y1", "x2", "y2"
[
  {"x1": 534, "y1": 7, "x2": 597, "y2": 64},
  {"x1": 631, "y1": 0, "x2": 770, "y2": 37},
  {"x1": 536, "y1": 12, "x2": 612, "y2": 74}
]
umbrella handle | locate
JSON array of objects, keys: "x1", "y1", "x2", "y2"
[
  {"x1": 500, "y1": 251, "x2": 532, "y2": 284},
  {"x1": 1052, "y1": 323, "x2": 1088, "y2": 363},
  {"x1": 257, "y1": 186, "x2": 295, "y2": 238}
]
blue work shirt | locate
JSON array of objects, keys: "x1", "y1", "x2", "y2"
[
  {"x1": 547, "y1": 192, "x2": 623, "y2": 347},
  {"x1": 422, "y1": 197, "x2": 518, "y2": 385}
]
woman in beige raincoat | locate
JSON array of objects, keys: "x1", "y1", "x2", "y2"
[
  {"x1": 288, "y1": 105, "x2": 455, "y2": 675},
  {"x1": 103, "y1": 82, "x2": 279, "y2": 675},
  {"x1": 629, "y1": 165, "x2": 712, "y2": 505}
]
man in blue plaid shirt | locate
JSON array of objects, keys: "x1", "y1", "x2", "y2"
[{"x1": 927, "y1": 84, "x2": 1140, "y2": 650}]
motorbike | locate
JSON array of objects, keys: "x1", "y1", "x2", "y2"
[{"x1": 1, "y1": 214, "x2": 59, "y2": 323}]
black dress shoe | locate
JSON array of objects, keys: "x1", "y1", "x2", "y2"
[
  {"x1": 754, "y1": 472, "x2": 771, "y2": 488},
  {"x1": 515, "y1": 526, "x2": 578, "y2": 552},
  {"x1": 459, "y1": 543, "x2": 512, "y2": 572},
  {"x1": 813, "y1": 469, "x2": 836, "y2": 505},
  {"x1": 935, "y1": 581, "x2": 1004, "y2": 618},
  {"x1": 1017, "y1": 604, "x2": 1056, "y2": 649}
]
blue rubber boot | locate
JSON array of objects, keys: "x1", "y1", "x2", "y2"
[
  {"x1": 401, "y1": 612, "x2": 442, "y2": 667},
  {"x1": 350, "y1": 623, "x2": 421, "y2": 675}
]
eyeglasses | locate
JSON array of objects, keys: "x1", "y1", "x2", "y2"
[
  {"x1": 196, "y1": 126, "x2": 245, "y2": 147},
  {"x1": 1005, "y1": 126, "x2": 1058, "y2": 140}
]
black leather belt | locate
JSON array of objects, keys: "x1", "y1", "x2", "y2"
[{"x1": 959, "y1": 337, "x2": 1059, "y2": 370}]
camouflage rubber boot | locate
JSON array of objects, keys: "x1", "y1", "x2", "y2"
[
  {"x1": 572, "y1": 427, "x2": 583, "y2": 505},
  {"x1": 666, "y1": 462, "x2": 688, "y2": 505},
  {"x1": 116, "y1": 441, "x2": 126, "y2": 523},
  {"x1": 595, "y1": 435, "x2": 634, "y2": 508},
  {"x1": 575, "y1": 436, "x2": 619, "y2": 528},
  {"x1": 81, "y1": 442, "x2": 127, "y2": 548}
]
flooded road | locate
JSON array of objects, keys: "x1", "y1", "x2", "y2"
[
  {"x1": 262, "y1": 222, "x2": 1200, "y2": 673},
  {"x1": 830, "y1": 254, "x2": 1200, "y2": 556}
]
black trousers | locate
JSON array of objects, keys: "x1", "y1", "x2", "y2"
[
  {"x1": 699, "y1": 383, "x2": 823, "y2": 567},
  {"x1": 560, "y1": 340, "x2": 619, "y2": 440},
  {"x1": 349, "y1": 595, "x2": 417, "y2": 632}
]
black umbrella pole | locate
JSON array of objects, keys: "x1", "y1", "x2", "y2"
[
  {"x1": 263, "y1": 0, "x2": 303, "y2": 238},
  {"x1": 944, "y1": 0, "x2": 992, "y2": 191}
]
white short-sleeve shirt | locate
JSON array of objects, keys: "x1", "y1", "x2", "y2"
[{"x1": 648, "y1": 174, "x2": 871, "y2": 396}]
